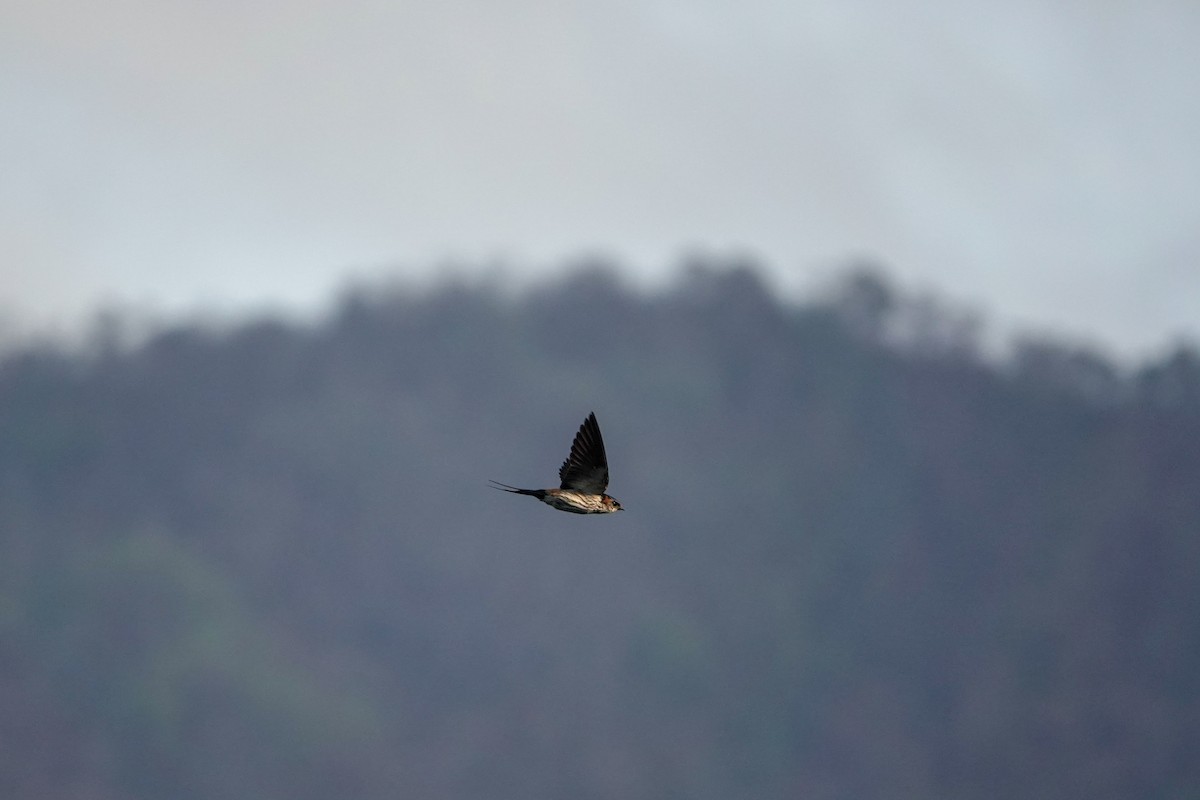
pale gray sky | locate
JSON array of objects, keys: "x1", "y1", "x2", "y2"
[{"x1": 2, "y1": 1, "x2": 1198, "y2": 355}]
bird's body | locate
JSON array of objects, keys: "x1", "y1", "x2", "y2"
[
  {"x1": 490, "y1": 412, "x2": 623, "y2": 514},
  {"x1": 489, "y1": 485, "x2": 621, "y2": 514}
]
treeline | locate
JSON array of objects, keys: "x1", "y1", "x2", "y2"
[{"x1": 1, "y1": 261, "x2": 1198, "y2": 799}]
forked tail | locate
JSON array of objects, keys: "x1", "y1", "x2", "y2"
[{"x1": 488, "y1": 480, "x2": 547, "y2": 499}]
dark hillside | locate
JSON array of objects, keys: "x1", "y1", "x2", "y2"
[{"x1": 2, "y1": 263, "x2": 1198, "y2": 798}]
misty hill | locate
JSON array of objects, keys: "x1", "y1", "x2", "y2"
[{"x1": 2, "y1": 263, "x2": 1198, "y2": 799}]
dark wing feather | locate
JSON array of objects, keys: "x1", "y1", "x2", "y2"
[{"x1": 558, "y1": 412, "x2": 609, "y2": 493}]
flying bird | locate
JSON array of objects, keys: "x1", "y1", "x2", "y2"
[{"x1": 490, "y1": 412, "x2": 624, "y2": 514}]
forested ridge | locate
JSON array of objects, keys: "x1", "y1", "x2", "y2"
[{"x1": 2, "y1": 263, "x2": 1198, "y2": 799}]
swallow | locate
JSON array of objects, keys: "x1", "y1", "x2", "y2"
[{"x1": 490, "y1": 412, "x2": 624, "y2": 514}]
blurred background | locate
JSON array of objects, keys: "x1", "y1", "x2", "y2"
[{"x1": 2, "y1": 2, "x2": 1200, "y2": 798}]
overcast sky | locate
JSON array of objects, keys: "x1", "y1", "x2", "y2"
[{"x1": 2, "y1": 1, "x2": 1198, "y2": 356}]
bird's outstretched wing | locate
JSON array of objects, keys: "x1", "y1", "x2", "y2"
[{"x1": 558, "y1": 412, "x2": 609, "y2": 493}]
